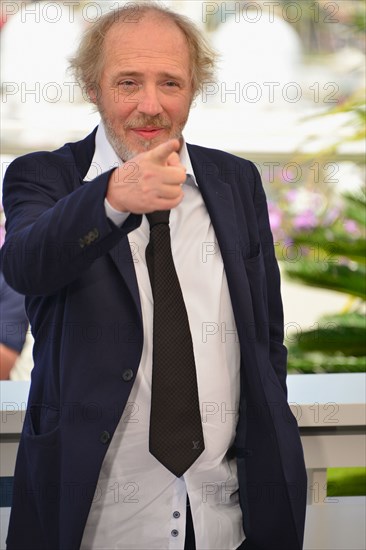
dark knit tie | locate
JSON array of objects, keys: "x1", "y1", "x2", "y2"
[{"x1": 145, "y1": 210, "x2": 205, "y2": 477}]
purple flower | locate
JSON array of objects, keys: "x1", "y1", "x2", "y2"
[
  {"x1": 268, "y1": 203, "x2": 283, "y2": 231},
  {"x1": 285, "y1": 189, "x2": 298, "y2": 202},
  {"x1": 343, "y1": 219, "x2": 359, "y2": 235},
  {"x1": 293, "y1": 210, "x2": 318, "y2": 230},
  {"x1": 324, "y1": 208, "x2": 341, "y2": 225}
]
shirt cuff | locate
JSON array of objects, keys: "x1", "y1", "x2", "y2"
[{"x1": 104, "y1": 198, "x2": 130, "y2": 227}]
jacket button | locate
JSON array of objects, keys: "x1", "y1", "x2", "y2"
[
  {"x1": 122, "y1": 369, "x2": 134, "y2": 382},
  {"x1": 100, "y1": 431, "x2": 111, "y2": 444}
]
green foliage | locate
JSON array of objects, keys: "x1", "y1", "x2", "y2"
[
  {"x1": 291, "y1": 312, "x2": 366, "y2": 356},
  {"x1": 284, "y1": 191, "x2": 365, "y2": 372},
  {"x1": 271, "y1": 106, "x2": 366, "y2": 373},
  {"x1": 284, "y1": 260, "x2": 366, "y2": 300},
  {"x1": 284, "y1": 187, "x2": 365, "y2": 373},
  {"x1": 327, "y1": 467, "x2": 366, "y2": 497},
  {"x1": 287, "y1": 354, "x2": 365, "y2": 375}
]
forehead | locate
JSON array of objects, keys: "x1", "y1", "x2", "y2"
[{"x1": 102, "y1": 15, "x2": 191, "y2": 74}]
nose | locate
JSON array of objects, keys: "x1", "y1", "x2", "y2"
[{"x1": 136, "y1": 85, "x2": 163, "y2": 116}]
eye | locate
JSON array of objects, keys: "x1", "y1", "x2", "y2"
[
  {"x1": 164, "y1": 81, "x2": 179, "y2": 88},
  {"x1": 118, "y1": 80, "x2": 139, "y2": 91}
]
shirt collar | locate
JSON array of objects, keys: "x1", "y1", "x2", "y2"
[{"x1": 84, "y1": 121, "x2": 197, "y2": 187}]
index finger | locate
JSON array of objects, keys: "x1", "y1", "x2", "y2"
[{"x1": 149, "y1": 139, "x2": 181, "y2": 165}]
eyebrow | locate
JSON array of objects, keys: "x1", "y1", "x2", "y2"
[{"x1": 112, "y1": 70, "x2": 185, "y2": 82}]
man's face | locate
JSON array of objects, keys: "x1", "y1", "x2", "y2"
[{"x1": 92, "y1": 16, "x2": 193, "y2": 161}]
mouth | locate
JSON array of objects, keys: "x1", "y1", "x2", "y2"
[{"x1": 131, "y1": 127, "x2": 166, "y2": 139}]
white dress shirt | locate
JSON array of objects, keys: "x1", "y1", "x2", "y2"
[{"x1": 81, "y1": 123, "x2": 245, "y2": 550}]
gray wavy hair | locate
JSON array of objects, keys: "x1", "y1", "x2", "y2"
[{"x1": 69, "y1": 1, "x2": 217, "y2": 99}]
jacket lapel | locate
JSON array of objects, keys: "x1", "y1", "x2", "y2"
[
  {"x1": 109, "y1": 237, "x2": 142, "y2": 320},
  {"x1": 188, "y1": 145, "x2": 241, "y2": 260}
]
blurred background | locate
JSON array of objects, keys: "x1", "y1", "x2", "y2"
[{"x1": 0, "y1": 0, "x2": 365, "y2": 510}]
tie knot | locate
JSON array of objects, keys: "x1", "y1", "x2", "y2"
[{"x1": 146, "y1": 210, "x2": 170, "y2": 229}]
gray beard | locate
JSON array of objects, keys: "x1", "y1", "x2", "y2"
[{"x1": 101, "y1": 113, "x2": 185, "y2": 162}]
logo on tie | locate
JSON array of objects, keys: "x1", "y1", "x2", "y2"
[{"x1": 192, "y1": 441, "x2": 201, "y2": 450}]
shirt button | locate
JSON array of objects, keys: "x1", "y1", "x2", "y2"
[
  {"x1": 122, "y1": 368, "x2": 134, "y2": 382},
  {"x1": 100, "y1": 430, "x2": 111, "y2": 444},
  {"x1": 171, "y1": 529, "x2": 179, "y2": 537},
  {"x1": 173, "y1": 511, "x2": 180, "y2": 519}
]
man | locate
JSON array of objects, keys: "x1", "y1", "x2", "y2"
[
  {"x1": 2, "y1": 3, "x2": 307, "y2": 549},
  {"x1": 0, "y1": 270, "x2": 28, "y2": 379}
]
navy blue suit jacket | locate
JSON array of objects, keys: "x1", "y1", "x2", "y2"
[{"x1": 1, "y1": 129, "x2": 307, "y2": 550}]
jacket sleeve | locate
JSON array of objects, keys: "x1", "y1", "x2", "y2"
[
  {"x1": 1, "y1": 152, "x2": 141, "y2": 296},
  {"x1": 250, "y1": 161, "x2": 288, "y2": 395}
]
